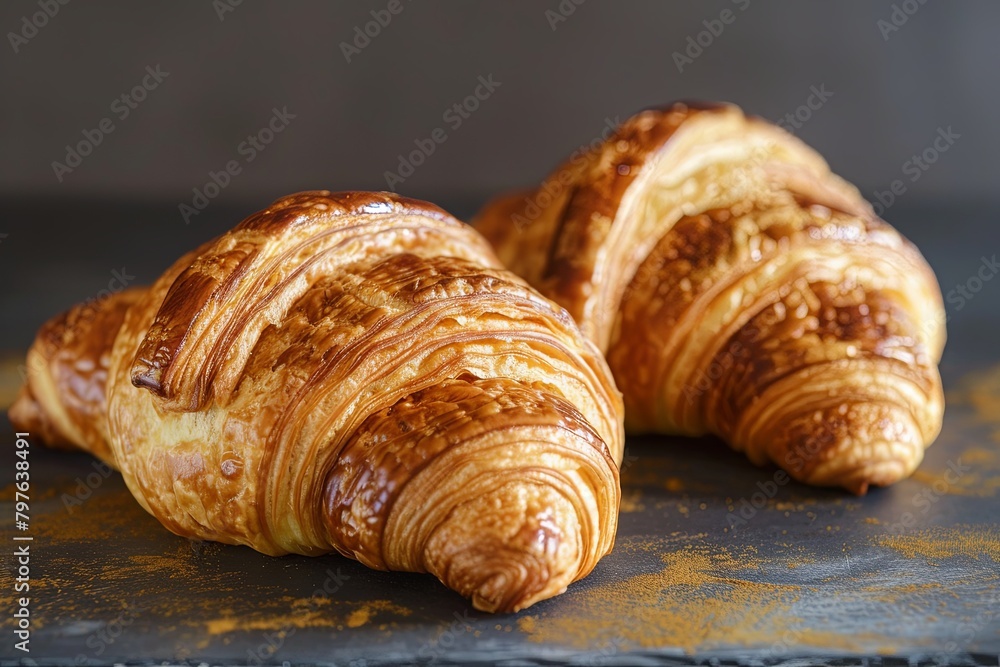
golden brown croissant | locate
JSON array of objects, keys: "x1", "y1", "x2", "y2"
[
  {"x1": 9, "y1": 190, "x2": 624, "y2": 612},
  {"x1": 475, "y1": 102, "x2": 945, "y2": 494}
]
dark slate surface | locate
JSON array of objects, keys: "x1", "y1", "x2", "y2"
[{"x1": 0, "y1": 198, "x2": 998, "y2": 666}]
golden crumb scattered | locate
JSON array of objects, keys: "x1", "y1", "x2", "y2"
[
  {"x1": 517, "y1": 615, "x2": 536, "y2": 633},
  {"x1": 618, "y1": 490, "x2": 646, "y2": 513},
  {"x1": 346, "y1": 607, "x2": 372, "y2": 628},
  {"x1": 517, "y1": 538, "x2": 800, "y2": 653},
  {"x1": 875, "y1": 526, "x2": 1000, "y2": 562}
]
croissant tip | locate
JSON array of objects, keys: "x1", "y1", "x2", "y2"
[
  {"x1": 130, "y1": 368, "x2": 165, "y2": 396},
  {"x1": 468, "y1": 573, "x2": 536, "y2": 614},
  {"x1": 8, "y1": 386, "x2": 39, "y2": 434}
]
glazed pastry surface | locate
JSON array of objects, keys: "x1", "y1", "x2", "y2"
[
  {"x1": 475, "y1": 103, "x2": 945, "y2": 493},
  {"x1": 10, "y1": 191, "x2": 624, "y2": 612}
]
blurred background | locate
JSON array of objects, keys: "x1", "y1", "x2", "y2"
[{"x1": 0, "y1": 0, "x2": 997, "y2": 360}]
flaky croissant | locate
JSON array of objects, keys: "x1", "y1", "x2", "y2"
[
  {"x1": 475, "y1": 102, "x2": 945, "y2": 494},
  {"x1": 10, "y1": 191, "x2": 624, "y2": 612}
]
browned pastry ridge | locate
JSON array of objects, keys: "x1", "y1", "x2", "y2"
[
  {"x1": 9, "y1": 191, "x2": 624, "y2": 612},
  {"x1": 475, "y1": 102, "x2": 945, "y2": 494}
]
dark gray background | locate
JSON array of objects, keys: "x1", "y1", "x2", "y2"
[
  {"x1": 1, "y1": 0, "x2": 997, "y2": 202},
  {"x1": 0, "y1": 0, "x2": 997, "y2": 353}
]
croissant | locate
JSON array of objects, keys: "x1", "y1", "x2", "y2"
[
  {"x1": 9, "y1": 191, "x2": 624, "y2": 612},
  {"x1": 475, "y1": 102, "x2": 945, "y2": 494}
]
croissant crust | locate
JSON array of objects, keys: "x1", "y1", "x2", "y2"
[
  {"x1": 11, "y1": 190, "x2": 624, "y2": 612},
  {"x1": 475, "y1": 102, "x2": 945, "y2": 493}
]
